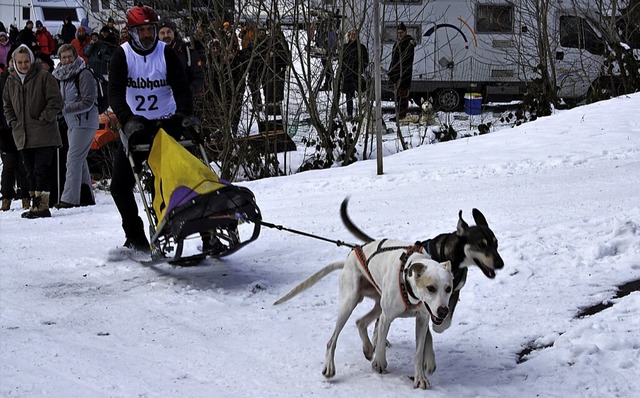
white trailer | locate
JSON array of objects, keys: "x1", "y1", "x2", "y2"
[
  {"x1": 319, "y1": 0, "x2": 634, "y2": 110},
  {"x1": 0, "y1": 0, "x2": 87, "y2": 37}
]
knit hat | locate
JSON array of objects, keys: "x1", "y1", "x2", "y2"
[
  {"x1": 158, "y1": 20, "x2": 176, "y2": 32},
  {"x1": 397, "y1": 22, "x2": 407, "y2": 32},
  {"x1": 77, "y1": 26, "x2": 86, "y2": 34},
  {"x1": 108, "y1": 17, "x2": 115, "y2": 23},
  {"x1": 100, "y1": 26, "x2": 110, "y2": 34}
]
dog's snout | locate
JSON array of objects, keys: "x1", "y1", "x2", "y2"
[{"x1": 437, "y1": 306, "x2": 449, "y2": 319}]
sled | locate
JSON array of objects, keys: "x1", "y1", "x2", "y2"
[{"x1": 126, "y1": 127, "x2": 262, "y2": 265}]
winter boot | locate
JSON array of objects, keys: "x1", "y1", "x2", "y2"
[
  {"x1": 79, "y1": 183, "x2": 96, "y2": 206},
  {"x1": 22, "y1": 191, "x2": 52, "y2": 219},
  {"x1": 123, "y1": 217, "x2": 151, "y2": 254},
  {"x1": 21, "y1": 198, "x2": 30, "y2": 210},
  {"x1": 1, "y1": 198, "x2": 10, "y2": 211}
]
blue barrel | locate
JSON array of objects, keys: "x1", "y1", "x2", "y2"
[{"x1": 464, "y1": 93, "x2": 482, "y2": 115}]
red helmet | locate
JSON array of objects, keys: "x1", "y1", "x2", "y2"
[{"x1": 126, "y1": 5, "x2": 159, "y2": 28}]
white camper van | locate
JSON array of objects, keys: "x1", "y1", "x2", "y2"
[
  {"x1": 0, "y1": 0, "x2": 87, "y2": 37},
  {"x1": 324, "y1": 0, "x2": 637, "y2": 110}
]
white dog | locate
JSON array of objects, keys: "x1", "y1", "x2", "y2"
[{"x1": 275, "y1": 239, "x2": 453, "y2": 389}]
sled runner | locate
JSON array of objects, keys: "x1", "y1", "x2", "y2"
[{"x1": 126, "y1": 127, "x2": 262, "y2": 265}]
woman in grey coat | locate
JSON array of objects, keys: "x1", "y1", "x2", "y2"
[
  {"x1": 52, "y1": 44, "x2": 98, "y2": 208},
  {"x1": 3, "y1": 44, "x2": 63, "y2": 218}
]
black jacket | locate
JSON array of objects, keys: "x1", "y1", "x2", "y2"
[
  {"x1": 108, "y1": 40, "x2": 193, "y2": 127},
  {"x1": 170, "y1": 40, "x2": 205, "y2": 96},
  {"x1": 340, "y1": 40, "x2": 369, "y2": 93},
  {"x1": 388, "y1": 34, "x2": 416, "y2": 90}
]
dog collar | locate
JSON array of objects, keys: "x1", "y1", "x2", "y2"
[{"x1": 399, "y1": 243, "x2": 425, "y2": 309}]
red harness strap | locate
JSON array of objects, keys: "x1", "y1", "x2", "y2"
[
  {"x1": 398, "y1": 243, "x2": 426, "y2": 309},
  {"x1": 354, "y1": 241, "x2": 425, "y2": 309},
  {"x1": 354, "y1": 245, "x2": 381, "y2": 293}
]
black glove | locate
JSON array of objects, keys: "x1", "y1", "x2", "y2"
[
  {"x1": 124, "y1": 117, "x2": 146, "y2": 138},
  {"x1": 181, "y1": 115, "x2": 201, "y2": 128},
  {"x1": 120, "y1": 116, "x2": 147, "y2": 155}
]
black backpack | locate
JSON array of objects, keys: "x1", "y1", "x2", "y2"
[{"x1": 74, "y1": 68, "x2": 109, "y2": 114}]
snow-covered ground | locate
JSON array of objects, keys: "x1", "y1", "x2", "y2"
[{"x1": 1, "y1": 93, "x2": 640, "y2": 397}]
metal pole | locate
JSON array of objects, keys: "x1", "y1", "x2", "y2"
[{"x1": 373, "y1": 0, "x2": 383, "y2": 175}]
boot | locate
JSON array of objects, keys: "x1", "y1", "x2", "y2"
[
  {"x1": 123, "y1": 217, "x2": 150, "y2": 254},
  {"x1": 21, "y1": 198, "x2": 30, "y2": 210},
  {"x1": 79, "y1": 183, "x2": 96, "y2": 207},
  {"x1": 22, "y1": 191, "x2": 52, "y2": 219},
  {"x1": 1, "y1": 198, "x2": 10, "y2": 211}
]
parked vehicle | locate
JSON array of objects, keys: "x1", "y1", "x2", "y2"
[
  {"x1": 319, "y1": 0, "x2": 638, "y2": 110},
  {"x1": 1, "y1": 0, "x2": 87, "y2": 38}
]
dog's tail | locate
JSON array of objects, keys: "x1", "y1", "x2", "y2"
[
  {"x1": 341, "y1": 197, "x2": 374, "y2": 243},
  {"x1": 273, "y1": 261, "x2": 345, "y2": 305}
]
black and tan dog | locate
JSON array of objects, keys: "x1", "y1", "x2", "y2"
[{"x1": 340, "y1": 197, "x2": 504, "y2": 334}]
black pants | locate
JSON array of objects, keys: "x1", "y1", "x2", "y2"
[
  {"x1": 109, "y1": 118, "x2": 184, "y2": 241},
  {"x1": 1, "y1": 150, "x2": 29, "y2": 199},
  {"x1": 21, "y1": 147, "x2": 56, "y2": 192}
]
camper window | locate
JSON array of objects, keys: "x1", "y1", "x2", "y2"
[
  {"x1": 560, "y1": 16, "x2": 605, "y2": 56},
  {"x1": 42, "y1": 8, "x2": 80, "y2": 22},
  {"x1": 476, "y1": 4, "x2": 514, "y2": 33}
]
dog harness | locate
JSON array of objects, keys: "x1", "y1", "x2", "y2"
[{"x1": 354, "y1": 240, "x2": 425, "y2": 310}]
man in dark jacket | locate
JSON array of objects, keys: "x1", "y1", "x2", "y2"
[
  {"x1": 388, "y1": 22, "x2": 416, "y2": 120},
  {"x1": 18, "y1": 21, "x2": 38, "y2": 53},
  {"x1": 60, "y1": 16, "x2": 76, "y2": 44},
  {"x1": 158, "y1": 20, "x2": 205, "y2": 96},
  {"x1": 340, "y1": 28, "x2": 369, "y2": 120},
  {"x1": 108, "y1": 5, "x2": 193, "y2": 252}
]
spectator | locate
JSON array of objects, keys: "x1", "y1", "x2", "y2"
[
  {"x1": 158, "y1": 20, "x2": 204, "y2": 96},
  {"x1": 388, "y1": 22, "x2": 416, "y2": 121},
  {"x1": 80, "y1": 18, "x2": 92, "y2": 35},
  {"x1": 9, "y1": 24, "x2": 20, "y2": 45},
  {"x1": 340, "y1": 28, "x2": 369, "y2": 120},
  {"x1": 262, "y1": 24, "x2": 289, "y2": 109},
  {"x1": 119, "y1": 26, "x2": 129, "y2": 44},
  {"x1": 51, "y1": 44, "x2": 98, "y2": 209},
  {"x1": 2, "y1": 44, "x2": 64, "y2": 218},
  {"x1": 84, "y1": 32, "x2": 101, "y2": 72},
  {"x1": 18, "y1": 21, "x2": 37, "y2": 53},
  {"x1": 34, "y1": 21, "x2": 56, "y2": 56},
  {"x1": 85, "y1": 31, "x2": 112, "y2": 76},
  {"x1": 34, "y1": 52, "x2": 54, "y2": 72},
  {"x1": 316, "y1": 18, "x2": 337, "y2": 91},
  {"x1": 60, "y1": 16, "x2": 77, "y2": 44},
  {"x1": 0, "y1": 32, "x2": 11, "y2": 67},
  {"x1": 0, "y1": 22, "x2": 6, "y2": 33},
  {"x1": 245, "y1": 27, "x2": 267, "y2": 111},
  {"x1": 1, "y1": 55, "x2": 30, "y2": 211},
  {"x1": 100, "y1": 25, "x2": 118, "y2": 49},
  {"x1": 104, "y1": 17, "x2": 120, "y2": 44},
  {"x1": 71, "y1": 26, "x2": 90, "y2": 62},
  {"x1": 108, "y1": 4, "x2": 193, "y2": 252}
]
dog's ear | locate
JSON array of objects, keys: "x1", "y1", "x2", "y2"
[
  {"x1": 472, "y1": 208, "x2": 489, "y2": 227},
  {"x1": 407, "y1": 262, "x2": 425, "y2": 278},
  {"x1": 457, "y1": 210, "x2": 469, "y2": 236},
  {"x1": 440, "y1": 260, "x2": 452, "y2": 272}
]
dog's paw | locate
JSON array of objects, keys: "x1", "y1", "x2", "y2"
[
  {"x1": 372, "y1": 359, "x2": 387, "y2": 374},
  {"x1": 322, "y1": 363, "x2": 336, "y2": 379},
  {"x1": 413, "y1": 375, "x2": 431, "y2": 390},
  {"x1": 362, "y1": 342, "x2": 374, "y2": 360},
  {"x1": 423, "y1": 354, "x2": 437, "y2": 374}
]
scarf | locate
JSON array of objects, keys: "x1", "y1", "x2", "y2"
[{"x1": 52, "y1": 55, "x2": 86, "y2": 81}]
